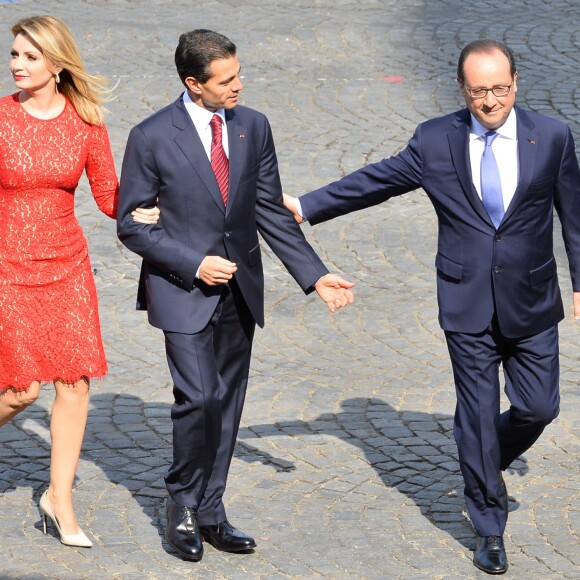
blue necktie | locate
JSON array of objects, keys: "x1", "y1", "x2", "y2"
[{"x1": 481, "y1": 131, "x2": 504, "y2": 228}]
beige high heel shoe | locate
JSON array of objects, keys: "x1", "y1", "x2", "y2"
[{"x1": 39, "y1": 490, "x2": 93, "y2": 548}]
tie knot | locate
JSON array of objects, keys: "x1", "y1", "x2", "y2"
[{"x1": 484, "y1": 130, "x2": 498, "y2": 147}]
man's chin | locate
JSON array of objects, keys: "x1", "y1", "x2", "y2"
[{"x1": 479, "y1": 113, "x2": 507, "y2": 131}]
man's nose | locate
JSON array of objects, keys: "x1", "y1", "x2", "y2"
[
  {"x1": 483, "y1": 91, "x2": 497, "y2": 107},
  {"x1": 233, "y1": 77, "x2": 244, "y2": 92}
]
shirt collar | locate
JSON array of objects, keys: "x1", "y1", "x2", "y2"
[
  {"x1": 182, "y1": 90, "x2": 226, "y2": 126},
  {"x1": 469, "y1": 107, "x2": 517, "y2": 142}
]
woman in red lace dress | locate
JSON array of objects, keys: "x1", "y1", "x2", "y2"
[{"x1": 0, "y1": 16, "x2": 155, "y2": 547}]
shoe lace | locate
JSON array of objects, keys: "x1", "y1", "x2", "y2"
[
  {"x1": 488, "y1": 535, "x2": 503, "y2": 549},
  {"x1": 179, "y1": 507, "x2": 198, "y2": 531}
]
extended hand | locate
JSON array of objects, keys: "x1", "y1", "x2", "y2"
[
  {"x1": 574, "y1": 291, "x2": 580, "y2": 320},
  {"x1": 132, "y1": 206, "x2": 160, "y2": 224},
  {"x1": 199, "y1": 256, "x2": 237, "y2": 286},
  {"x1": 314, "y1": 274, "x2": 355, "y2": 313},
  {"x1": 282, "y1": 193, "x2": 304, "y2": 224}
]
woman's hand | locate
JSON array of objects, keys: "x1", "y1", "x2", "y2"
[{"x1": 132, "y1": 206, "x2": 160, "y2": 224}]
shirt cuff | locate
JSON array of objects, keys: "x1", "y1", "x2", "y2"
[{"x1": 295, "y1": 198, "x2": 307, "y2": 221}]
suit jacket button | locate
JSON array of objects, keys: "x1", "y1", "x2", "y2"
[
  {"x1": 494, "y1": 235, "x2": 502, "y2": 242},
  {"x1": 493, "y1": 265, "x2": 503, "y2": 274},
  {"x1": 224, "y1": 232, "x2": 230, "y2": 238}
]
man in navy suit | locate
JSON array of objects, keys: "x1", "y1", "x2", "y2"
[
  {"x1": 284, "y1": 40, "x2": 580, "y2": 574},
  {"x1": 117, "y1": 29, "x2": 354, "y2": 562}
]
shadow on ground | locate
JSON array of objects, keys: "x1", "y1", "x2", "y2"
[
  {"x1": 240, "y1": 397, "x2": 527, "y2": 549},
  {"x1": 0, "y1": 394, "x2": 527, "y2": 554}
]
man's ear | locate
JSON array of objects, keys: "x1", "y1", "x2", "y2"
[{"x1": 184, "y1": 76, "x2": 201, "y2": 95}]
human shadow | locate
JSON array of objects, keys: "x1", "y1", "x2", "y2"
[
  {"x1": 82, "y1": 392, "x2": 298, "y2": 558},
  {"x1": 0, "y1": 399, "x2": 52, "y2": 540},
  {"x1": 238, "y1": 397, "x2": 529, "y2": 550},
  {"x1": 0, "y1": 391, "x2": 295, "y2": 557},
  {"x1": 0, "y1": 393, "x2": 528, "y2": 554}
]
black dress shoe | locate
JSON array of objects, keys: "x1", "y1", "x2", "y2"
[
  {"x1": 474, "y1": 535, "x2": 508, "y2": 574},
  {"x1": 199, "y1": 520, "x2": 256, "y2": 552},
  {"x1": 165, "y1": 498, "x2": 203, "y2": 561}
]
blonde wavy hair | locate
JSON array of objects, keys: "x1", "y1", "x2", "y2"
[{"x1": 11, "y1": 15, "x2": 113, "y2": 125}]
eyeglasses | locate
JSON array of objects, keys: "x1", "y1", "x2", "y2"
[{"x1": 464, "y1": 83, "x2": 513, "y2": 99}]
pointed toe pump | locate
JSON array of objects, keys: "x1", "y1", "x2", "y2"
[{"x1": 39, "y1": 490, "x2": 93, "y2": 548}]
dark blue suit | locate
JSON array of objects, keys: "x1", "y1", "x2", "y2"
[
  {"x1": 117, "y1": 96, "x2": 328, "y2": 524},
  {"x1": 300, "y1": 106, "x2": 580, "y2": 535}
]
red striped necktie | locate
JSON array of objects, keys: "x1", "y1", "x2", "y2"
[{"x1": 210, "y1": 114, "x2": 229, "y2": 206}]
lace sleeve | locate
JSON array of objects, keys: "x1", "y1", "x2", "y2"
[{"x1": 85, "y1": 122, "x2": 119, "y2": 219}]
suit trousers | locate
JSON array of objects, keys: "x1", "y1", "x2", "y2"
[
  {"x1": 445, "y1": 320, "x2": 560, "y2": 536},
  {"x1": 163, "y1": 279, "x2": 255, "y2": 525}
]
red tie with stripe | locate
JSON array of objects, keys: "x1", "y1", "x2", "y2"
[{"x1": 210, "y1": 114, "x2": 229, "y2": 206}]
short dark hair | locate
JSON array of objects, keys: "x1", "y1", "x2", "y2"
[
  {"x1": 457, "y1": 40, "x2": 516, "y2": 84},
  {"x1": 175, "y1": 29, "x2": 236, "y2": 85}
]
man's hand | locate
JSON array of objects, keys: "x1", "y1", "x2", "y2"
[
  {"x1": 283, "y1": 193, "x2": 304, "y2": 224},
  {"x1": 574, "y1": 291, "x2": 580, "y2": 320},
  {"x1": 199, "y1": 256, "x2": 237, "y2": 286},
  {"x1": 132, "y1": 206, "x2": 160, "y2": 224},
  {"x1": 314, "y1": 274, "x2": 355, "y2": 313}
]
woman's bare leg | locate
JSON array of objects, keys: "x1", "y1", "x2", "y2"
[{"x1": 46, "y1": 378, "x2": 90, "y2": 534}]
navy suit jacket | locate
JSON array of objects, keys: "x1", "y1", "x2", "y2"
[
  {"x1": 300, "y1": 106, "x2": 580, "y2": 338},
  {"x1": 117, "y1": 95, "x2": 328, "y2": 333}
]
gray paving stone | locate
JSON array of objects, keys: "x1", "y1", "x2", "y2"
[{"x1": 0, "y1": 1, "x2": 579, "y2": 579}]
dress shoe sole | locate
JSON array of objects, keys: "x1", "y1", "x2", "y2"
[
  {"x1": 474, "y1": 559, "x2": 508, "y2": 574},
  {"x1": 201, "y1": 534, "x2": 256, "y2": 553},
  {"x1": 164, "y1": 532, "x2": 203, "y2": 562}
]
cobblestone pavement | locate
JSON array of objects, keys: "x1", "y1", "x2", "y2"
[{"x1": 0, "y1": 0, "x2": 579, "y2": 578}]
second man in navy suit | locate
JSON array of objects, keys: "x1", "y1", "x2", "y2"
[
  {"x1": 284, "y1": 40, "x2": 580, "y2": 574},
  {"x1": 117, "y1": 29, "x2": 354, "y2": 562}
]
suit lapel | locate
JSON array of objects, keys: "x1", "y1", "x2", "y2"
[
  {"x1": 501, "y1": 106, "x2": 538, "y2": 224},
  {"x1": 171, "y1": 97, "x2": 226, "y2": 214},
  {"x1": 224, "y1": 108, "x2": 247, "y2": 215},
  {"x1": 448, "y1": 110, "x2": 493, "y2": 226}
]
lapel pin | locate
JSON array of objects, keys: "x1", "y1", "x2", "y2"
[
  {"x1": 528, "y1": 139, "x2": 536, "y2": 144},
  {"x1": 239, "y1": 134, "x2": 245, "y2": 139}
]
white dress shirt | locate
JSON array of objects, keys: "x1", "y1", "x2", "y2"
[
  {"x1": 182, "y1": 90, "x2": 229, "y2": 159},
  {"x1": 469, "y1": 108, "x2": 518, "y2": 210}
]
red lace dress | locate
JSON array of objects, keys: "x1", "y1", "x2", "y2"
[{"x1": 0, "y1": 93, "x2": 119, "y2": 392}]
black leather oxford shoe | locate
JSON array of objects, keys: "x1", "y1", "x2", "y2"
[
  {"x1": 165, "y1": 498, "x2": 203, "y2": 561},
  {"x1": 199, "y1": 520, "x2": 256, "y2": 552},
  {"x1": 474, "y1": 535, "x2": 508, "y2": 574}
]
